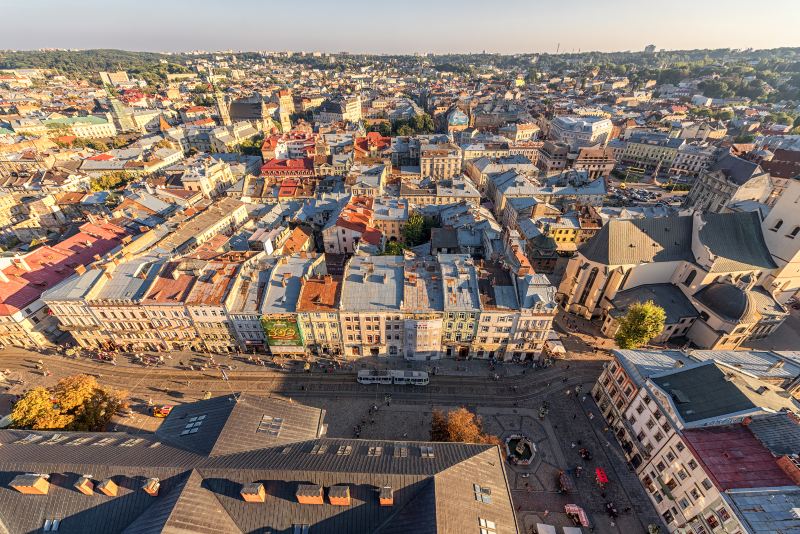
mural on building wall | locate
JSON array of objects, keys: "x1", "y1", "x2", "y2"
[{"x1": 261, "y1": 317, "x2": 303, "y2": 347}]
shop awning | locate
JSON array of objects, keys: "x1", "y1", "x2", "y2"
[{"x1": 564, "y1": 504, "x2": 590, "y2": 527}]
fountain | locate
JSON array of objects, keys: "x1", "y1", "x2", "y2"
[{"x1": 505, "y1": 434, "x2": 535, "y2": 465}]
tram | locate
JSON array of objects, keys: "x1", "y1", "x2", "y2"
[{"x1": 357, "y1": 370, "x2": 429, "y2": 386}]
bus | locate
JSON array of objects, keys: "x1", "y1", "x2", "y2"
[{"x1": 357, "y1": 370, "x2": 429, "y2": 386}]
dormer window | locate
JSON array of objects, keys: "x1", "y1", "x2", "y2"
[
  {"x1": 789, "y1": 227, "x2": 800, "y2": 239},
  {"x1": 772, "y1": 219, "x2": 784, "y2": 231}
]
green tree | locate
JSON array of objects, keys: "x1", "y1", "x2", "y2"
[
  {"x1": 402, "y1": 213, "x2": 435, "y2": 246},
  {"x1": 383, "y1": 240, "x2": 405, "y2": 255},
  {"x1": 614, "y1": 300, "x2": 666, "y2": 349},
  {"x1": 239, "y1": 133, "x2": 265, "y2": 156},
  {"x1": 90, "y1": 171, "x2": 133, "y2": 192},
  {"x1": 396, "y1": 124, "x2": 413, "y2": 136}
]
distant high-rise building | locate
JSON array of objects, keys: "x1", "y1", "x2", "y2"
[{"x1": 644, "y1": 44, "x2": 656, "y2": 54}]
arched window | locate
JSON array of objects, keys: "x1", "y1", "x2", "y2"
[
  {"x1": 772, "y1": 219, "x2": 784, "y2": 231},
  {"x1": 790, "y1": 227, "x2": 800, "y2": 239},
  {"x1": 683, "y1": 269, "x2": 697, "y2": 287}
]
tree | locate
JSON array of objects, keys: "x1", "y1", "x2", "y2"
[
  {"x1": 614, "y1": 300, "x2": 666, "y2": 349},
  {"x1": 402, "y1": 213, "x2": 436, "y2": 246},
  {"x1": 90, "y1": 171, "x2": 133, "y2": 192},
  {"x1": 383, "y1": 240, "x2": 405, "y2": 255},
  {"x1": 11, "y1": 387, "x2": 72, "y2": 430},
  {"x1": 11, "y1": 375, "x2": 126, "y2": 431},
  {"x1": 430, "y1": 407, "x2": 501, "y2": 445}
]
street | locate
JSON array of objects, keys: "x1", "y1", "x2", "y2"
[{"x1": 0, "y1": 343, "x2": 663, "y2": 533}]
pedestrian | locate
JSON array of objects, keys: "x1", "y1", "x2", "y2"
[
  {"x1": 581, "y1": 395, "x2": 586, "y2": 402},
  {"x1": 542, "y1": 510, "x2": 549, "y2": 517},
  {"x1": 571, "y1": 442, "x2": 576, "y2": 448},
  {"x1": 566, "y1": 389, "x2": 571, "y2": 396},
  {"x1": 588, "y1": 412, "x2": 595, "y2": 420}
]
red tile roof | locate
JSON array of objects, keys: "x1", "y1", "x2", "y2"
[
  {"x1": 0, "y1": 221, "x2": 129, "y2": 315},
  {"x1": 683, "y1": 425, "x2": 794, "y2": 490},
  {"x1": 142, "y1": 262, "x2": 196, "y2": 304},
  {"x1": 261, "y1": 157, "x2": 315, "y2": 173}
]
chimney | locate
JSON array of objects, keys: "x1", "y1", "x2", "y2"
[
  {"x1": 10, "y1": 474, "x2": 50, "y2": 495},
  {"x1": 240, "y1": 482, "x2": 266, "y2": 503},
  {"x1": 328, "y1": 485, "x2": 351, "y2": 506},
  {"x1": 379, "y1": 486, "x2": 393, "y2": 506},
  {"x1": 296, "y1": 484, "x2": 323, "y2": 505},
  {"x1": 14, "y1": 257, "x2": 31, "y2": 272},
  {"x1": 0, "y1": 270, "x2": 8, "y2": 283},
  {"x1": 97, "y1": 478, "x2": 118, "y2": 497},
  {"x1": 75, "y1": 265, "x2": 87, "y2": 276},
  {"x1": 777, "y1": 455, "x2": 800, "y2": 486},
  {"x1": 74, "y1": 476, "x2": 94, "y2": 496},
  {"x1": 741, "y1": 416, "x2": 753, "y2": 426},
  {"x1": 142, "y1": 478, "x2": 160, "y2": 496}
]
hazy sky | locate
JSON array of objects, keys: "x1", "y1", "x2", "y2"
[{"x1": 3, "y1": 0, "x2": 799, "y2": 54}]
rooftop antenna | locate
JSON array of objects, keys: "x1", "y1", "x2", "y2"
[{"x1": 556, "y1": 43, "x2": 560, "y2": 54}]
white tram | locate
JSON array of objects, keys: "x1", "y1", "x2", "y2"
[{"x1": 357, "y1": 369, "x2": 429, "y2": 386}]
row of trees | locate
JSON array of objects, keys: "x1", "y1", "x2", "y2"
[
  {"x1": 11, "y1": 375, "x2": 127, "y2": 431},
  {"x1": 366, "y1": 113, "x2": 436, "y2": 137}
]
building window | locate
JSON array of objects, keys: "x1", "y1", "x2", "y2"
[
  {"x1": 790, "y1": 227, "x2": 800, "y2": 239},
  {"x1": 683, "y1": 269, "x2": 697, "y2": 286},
  {"x1": 474, "y1": 484, "x2": 492, "y2": 504},
  {"x1": 717, "y1": 507, "x2": 731, "y2": 522},
  {"x1": 688, "y1": 459, "x2": 698, "y2": 470},
  {"x1": 478, "y1": 518, "x2": 497, "y2": 534},
  {"x1": 701, "y1": 478, "x2": 713, "y2": 491},
  {"x1": 772, "y1": 219, "x2": 784, "y2": 231}
]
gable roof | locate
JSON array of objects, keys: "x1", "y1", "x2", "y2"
[
  {"x1": 698, "y1": 211, "x2": 777, "y2": 272},
  {"x1": 580, "y1": 215, "x2": 694, "y2": 265},
  {"x1": 0, "y1": 395, "x2": 516, "y2": 534}
]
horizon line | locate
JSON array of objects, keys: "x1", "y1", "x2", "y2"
[{"x1": 2, "y1": 45, "x2": 799, "y2": 56}]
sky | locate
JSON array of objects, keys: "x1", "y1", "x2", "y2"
[{"x1": 3, "y1": 0, "x2": 800, "y2": 54}]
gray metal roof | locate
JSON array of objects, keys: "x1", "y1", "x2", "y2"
[
  {"x1": 580, "y1": 214, "x2": 694, "y2": 266},
  {"x1": 699, "y1": 211, "x2": 777, "y2": 272},
  {"x1": 402, "y1": 257, "x2": 444, "y2": 312},
  {"x1": 746, "y1": 412, "x2": 800, "y2": 456},
  {"x1": 92, "y1": 257, "x2": 165, "y2": 302},
  {"x1": 610, "y1": 283, "x2": 698, "y2": 324},
  {"x1": 650, "y1": 362, "x2": 800, "y2": 425},
  {"x1": 340, "y1": 256, "x2": 403, "y2": 312},
  {"x1": 0, "y1": 394, "x2": 517, "y2": 534},
  {"x1": 727, "y1": 487, "x2": 800, "y2": 534},
  {"x1": 438, "y1": 254, "x2": 481, "y2": 312},
  {"x1": 42, "y1": 268, "x2": 105, "y2": 302},
  {"x1": 613, "y1": 349, "x2": 694, "y2": 387},
  {"x1": 260, "y1": 256, "x2": 316, "y2": 314},
  {"x1": 689, "y1": 350, "x2": 800, "y2": 381}
]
